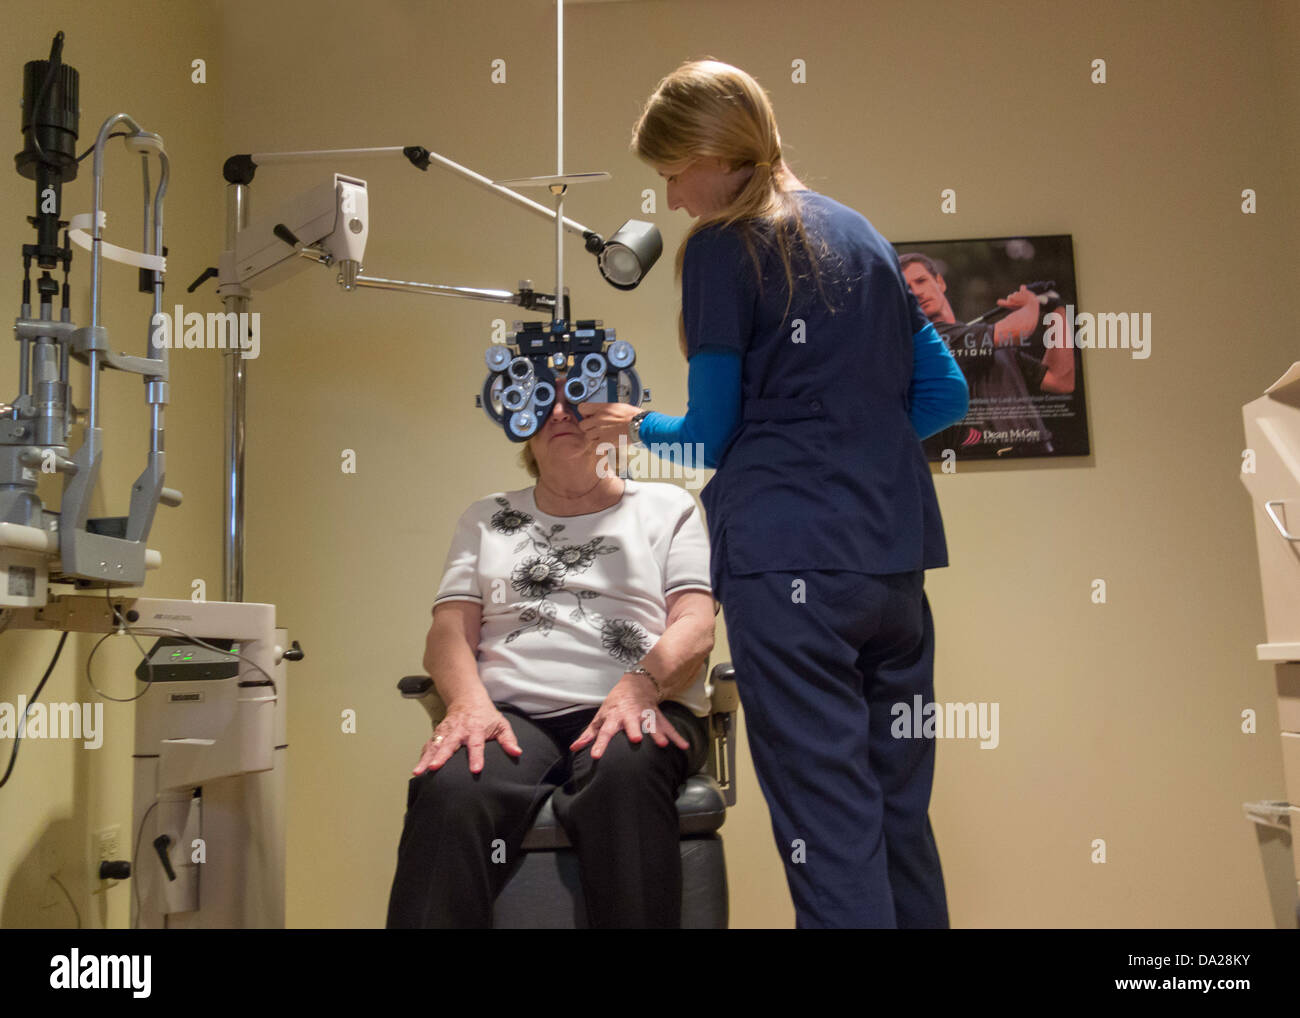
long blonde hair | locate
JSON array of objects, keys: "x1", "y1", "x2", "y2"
[{"x1": 631, "y1": 59, "x2": 834, "y2": 354}]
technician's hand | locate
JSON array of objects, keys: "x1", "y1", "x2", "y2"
[
  {"x1": 413, "y1": 696, "x2": 522, "y2": 776},
  {"x1": 576, "y1": 400, "x2": 642, "y2": 445},
  {"x1": 995, "y1": 285, "x2": 1041, "y2": 345},
  {"x1": 570, "y1": 673, "x2": 689, "y2": 759}
]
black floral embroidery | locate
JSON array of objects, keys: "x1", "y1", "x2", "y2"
[
  {"x1": 511, "y1": 554, "x2": 567, "y2": 598},
  {"x1": 495, "y1": 495, "x2": 641, "y2": 662},
  {"x1": 554, "y1": 542, "x2": 598, "y2": 571},
  {"x1": 490, "y1": 496, "x2": 534, "y2": 535},
  {"x1": 601, "y1": 618, "x2": 650, "y2": 665}
]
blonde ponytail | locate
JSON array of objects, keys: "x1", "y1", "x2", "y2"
[{"x1": 632, "y1": 59, "x2": 836, "y2": 352}]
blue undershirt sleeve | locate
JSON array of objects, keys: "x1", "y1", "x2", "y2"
[
  {"x1": 909, "y1": 322, "x2": 969, "y2": 439},
  {"x1": 636, "y1": 348, "x2": 741, "y2": 469}
]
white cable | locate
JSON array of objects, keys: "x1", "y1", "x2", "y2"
[{"x1": 86, "y1": 591, "x2": 278, "y2": 702}]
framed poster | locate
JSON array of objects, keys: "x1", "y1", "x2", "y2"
[{"x1": 892, "y1": 234, "x2": 1090, "y2": 460}]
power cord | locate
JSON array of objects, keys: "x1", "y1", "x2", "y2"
[
  {"x1": 130, "y1": 799, "x2": 158, "y2": 930},
  {"x1": 49, "y1": 873, "x2": 81, "y2": 929},
  {"x1": 0, "y1": 590, "x2": 277, "y2": 790},
  {"x1": 0, "y1": 630, "x2": 69, "y2": 790}
]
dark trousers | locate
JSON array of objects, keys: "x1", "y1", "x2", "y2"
[
  {"x1": 386, "y1": 700, "x2": 709, "y2": 929},
  {"x1": 717, "y1": 543, "x2": 950, "y2": 929}
]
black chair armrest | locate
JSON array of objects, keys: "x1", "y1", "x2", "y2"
[
  {"x1": 396, "y1": 674, "x2": 447, "y2": 725},
  {"x1": 708, "y1": 662, "x2": 738, "y2": 713},
  {"x1": 398, "y1": 675, "x2": 434, "y2": 697},
  {"x1": 704, "y1": 662, "x2": 738, "y2": 807}
]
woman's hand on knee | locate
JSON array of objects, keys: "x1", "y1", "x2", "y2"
[
  {"x1": 570, "y1": 674, "x2": 690, "y2": 759},
  {"x1": 413, "y1": 698, "x2": 523, "y2": 776}
]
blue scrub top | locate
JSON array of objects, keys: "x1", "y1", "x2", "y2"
[{"x1": 679, "y1": 191, "x2": 949, "y2": 577}]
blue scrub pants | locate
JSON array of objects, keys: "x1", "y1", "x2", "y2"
[{"x1": 716, "y1": 533, "x2": 950, "y2": 928}]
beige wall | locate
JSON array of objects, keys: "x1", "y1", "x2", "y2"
[{"x1": 2, "y1": 0, "x2": 1297, "y2": 928}]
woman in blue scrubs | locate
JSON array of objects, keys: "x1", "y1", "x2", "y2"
[{"x1": 579, "y1": 60, "x2": 968, "y2": 928}]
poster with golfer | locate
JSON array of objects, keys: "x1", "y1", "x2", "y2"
[{"x1": 894, "y1": 234, "x2": 1090, "y2": 461}]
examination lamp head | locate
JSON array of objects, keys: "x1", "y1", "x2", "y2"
[
  {"x1": 597, "y1": 220, "x2": 661, "y2": 290},
  {"x1": 16, "y1": 32, "x2": 79, "y2": 268}
]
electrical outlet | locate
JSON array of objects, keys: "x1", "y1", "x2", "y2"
[{"x1": 95, "y1": 825, "x2": 121, "y2": 868}]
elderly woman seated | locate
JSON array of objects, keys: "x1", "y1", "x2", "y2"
[{"x1": 385, "y1": 390, "x2": 716, "y2": 929}]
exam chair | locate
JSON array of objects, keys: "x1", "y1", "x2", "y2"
[{"x1": 395, "y1": 661, "x2": 738, "y2": 928}]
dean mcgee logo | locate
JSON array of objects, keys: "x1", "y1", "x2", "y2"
[
  {"x1": 150, "y1": 304, "x2": 261, "y2": 359},
  {"x1": 958, "y1": 427, "x2": 1044, "y2": 449}
]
